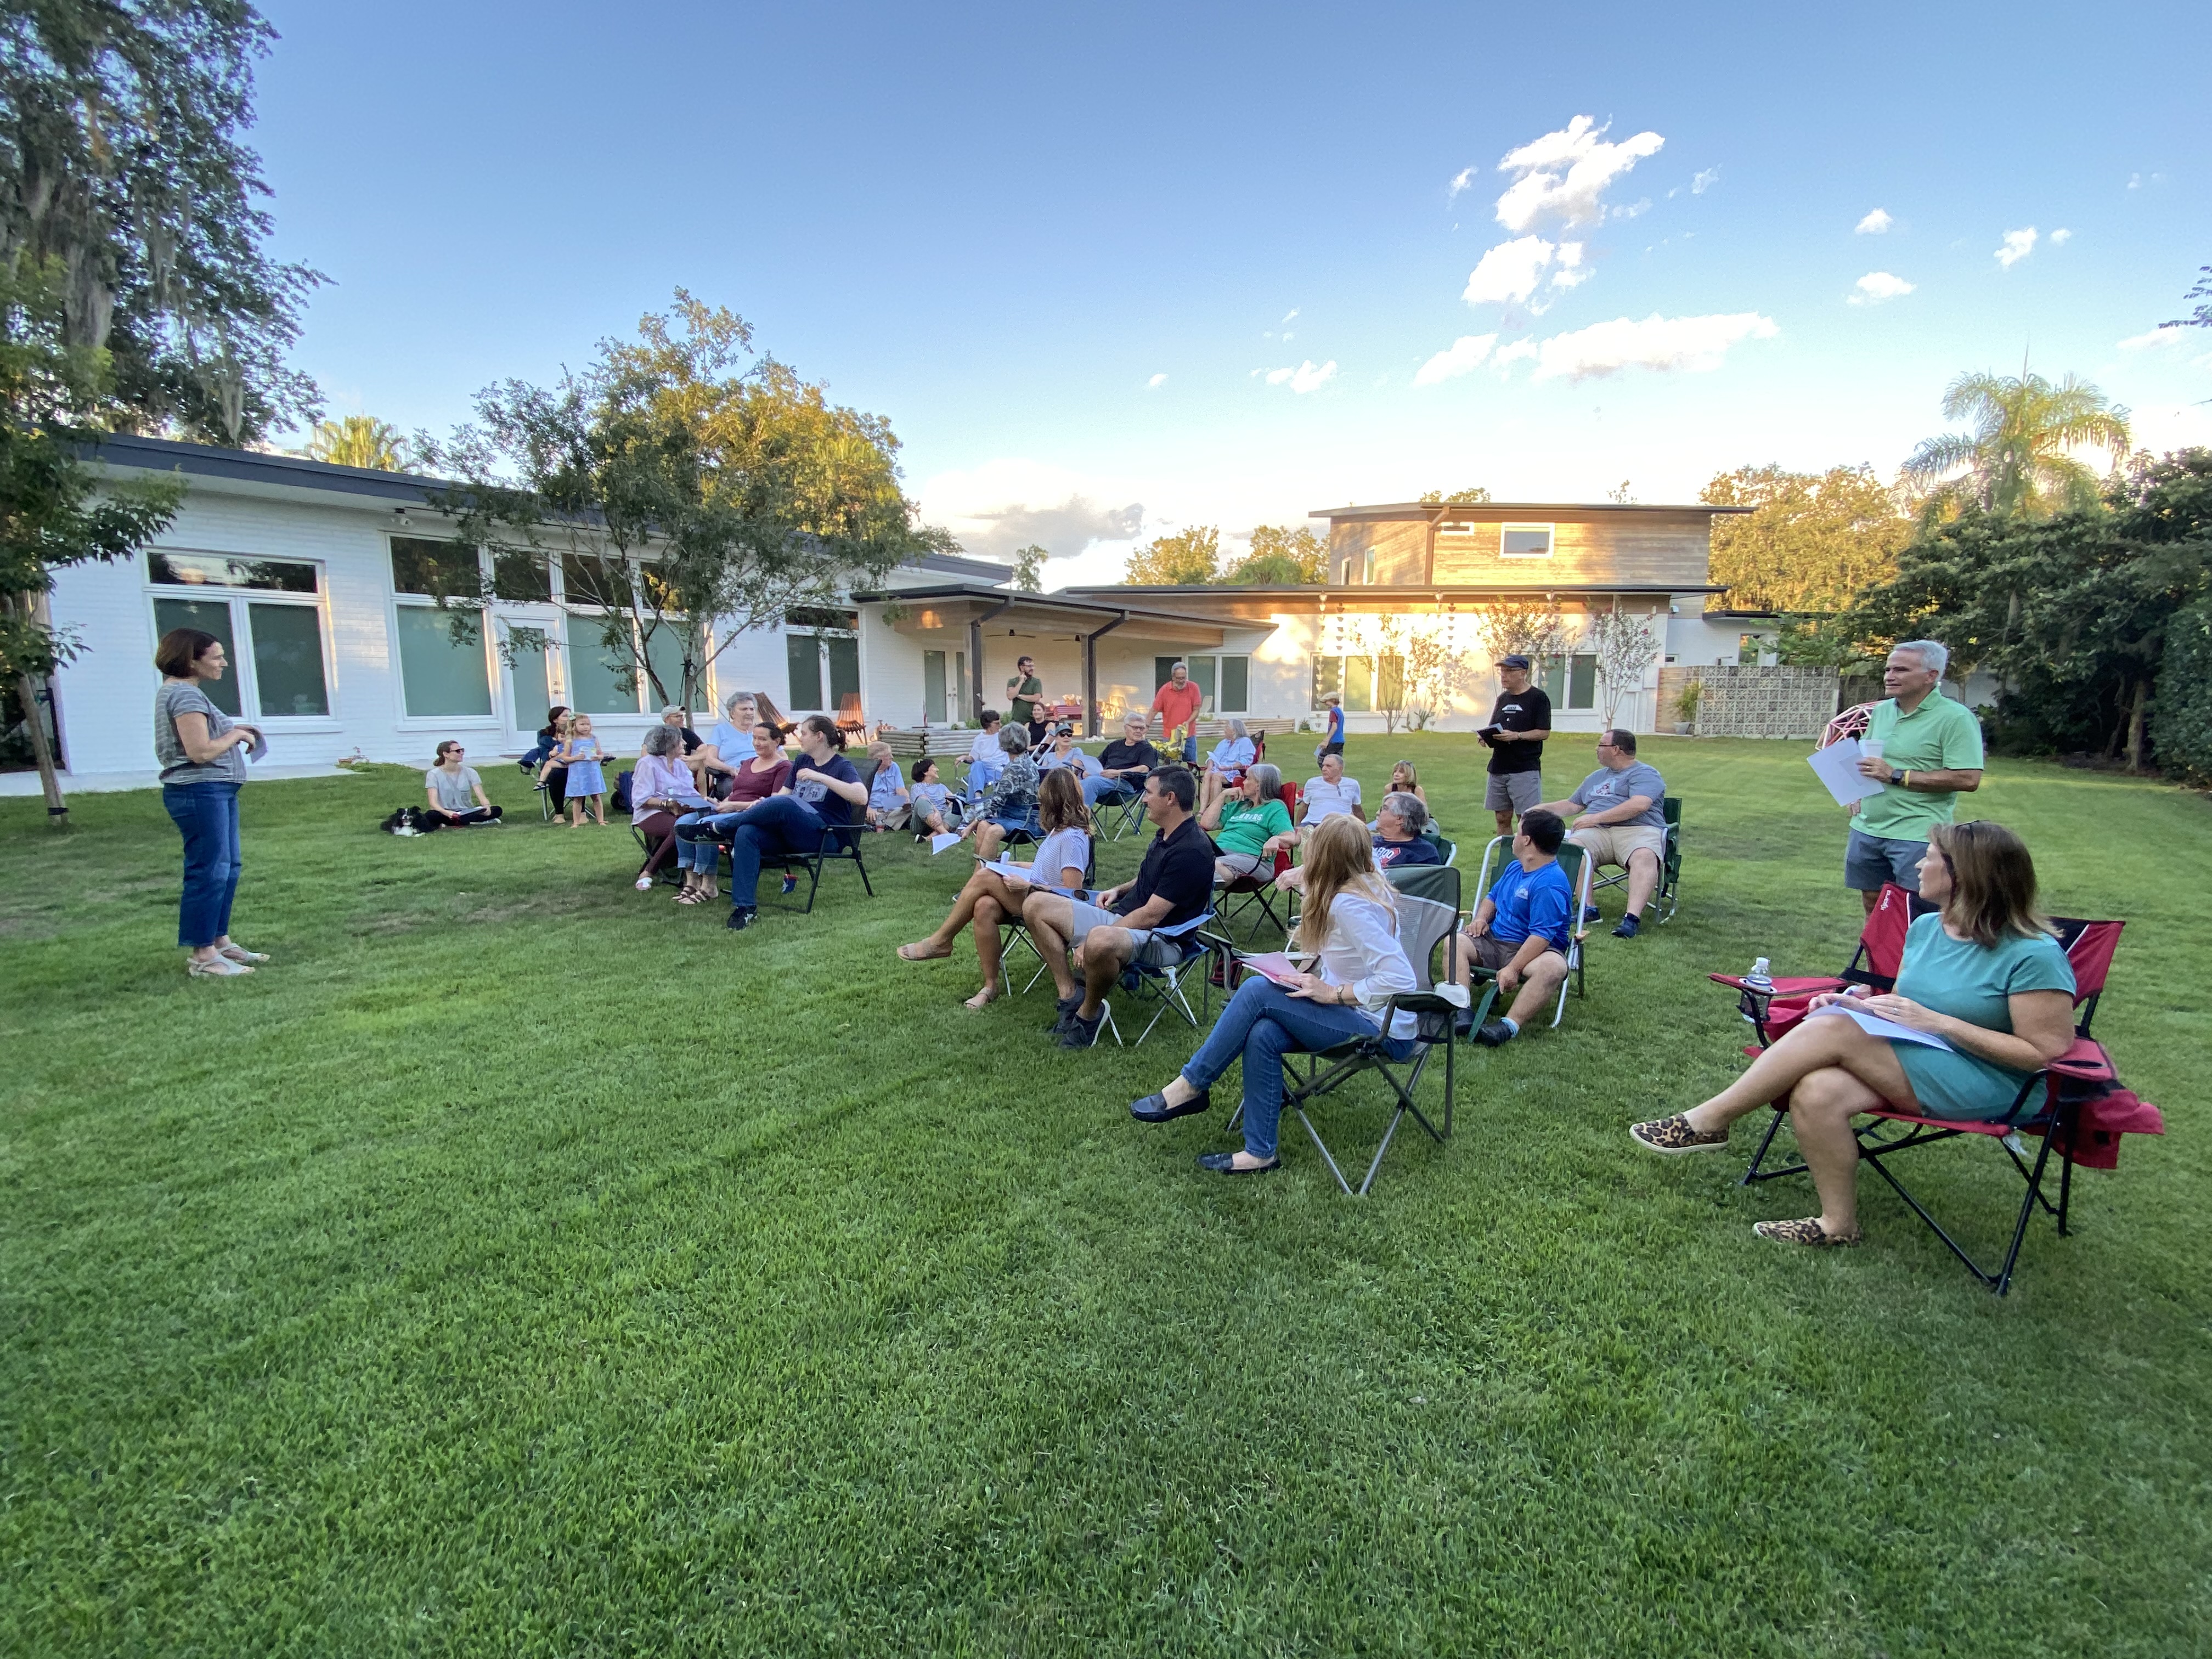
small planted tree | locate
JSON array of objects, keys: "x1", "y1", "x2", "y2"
[
  {"x1": 1472, "y1": 600, "x2": 1566, "y2": 682},
  {"x1": 1588, "y1": 608, "x2": 1663, "y2": 730}
]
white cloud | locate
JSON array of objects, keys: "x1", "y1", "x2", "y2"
[
  {"x1": 1492, "y1": 115, "x2": 1665, "y2": 233},
  {"x1": 1263, "y1": 359, "x2": 1337, "y2": 393},
  {"x1": 1282, "y1": 308, "x2": 1299, "y2": 323},
  {"x1": 1612, "y1": 198, "x2": 1650, "y2": 220},
  {"x1": 2050, "y1": 227, "x2": 2072, "y2": 245},
  {"x1": 1995, "y1": 227, "x2": 2038, "y2": 267},
  {"x1": 1494, "y1": 312, "x2": 1779, "y2": 382},
  {"x1": 1550, "y1": 242, "x2": 1591, "y2": 289},
  {"x1": 1849, "y1": 271, "x2": 1915, "y2": 305},
  {"x1": 1413, "y1": 334, "x2": 1499, "y2": 386},
  {"x1": 1690, "y1": 167, "x2": 1720, "y2": 195},
  {"x1": 1463, "y1": 235, "x2": 1557, "y2": 304},
  {"x1": 915, "y1": 459, "x2": 1145, "y2": 566},
  {"x1": 1146, "y1": 373, "x2": 1167, "y2": 388},
  {"x1": 1855, "y1": 208, "x2": 1893, "y2": 234},
  {"x1": 2118, "y1": 326, "x2": 2188, "y2": 351},
  {"x1": 1448, "y1": 166, "x2": 1476, "y2": 199}
]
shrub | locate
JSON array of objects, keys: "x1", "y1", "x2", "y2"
[{"x1": 2154, "y1": 598, "x2": 2212, "y2": 785}]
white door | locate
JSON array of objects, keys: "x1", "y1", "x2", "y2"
[{"x1": 497, "y1": 612, "x2": 564, "y2": 752}]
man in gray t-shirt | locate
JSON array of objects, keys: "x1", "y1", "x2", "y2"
[{"x1": 1533, "y1": 729, "x2": 1668, "y2": 937}]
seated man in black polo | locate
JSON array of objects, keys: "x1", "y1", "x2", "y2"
[
  {"x1": 1084, "y1": 714, "x2": 1160, "y2": 810},
  {"x1": 1022, "y1": 765, "x2": 1216, "y2": 1048}
]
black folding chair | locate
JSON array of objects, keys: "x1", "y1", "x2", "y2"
[
  {"x1": 1101, "y1": 911, "x2": 1218, "y2": 1048},
  {"x1": 760, "y1": 820, "x2": 876, "y2": 913},
  {"x1": 1252, "y1": 863, "x2": 1480, "y2": 1195}
]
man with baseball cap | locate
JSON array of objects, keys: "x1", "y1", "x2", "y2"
[{"x1": 1482, "y1": 654, "x2": 1551, "y2": 836}]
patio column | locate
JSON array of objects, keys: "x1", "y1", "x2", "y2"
[
  {"x1": 1082, "y1": 611, "x2": 1128, "y2": 738},
  {"x1": 968, "y1": 597, "x2": 1011, "y2": 721}
]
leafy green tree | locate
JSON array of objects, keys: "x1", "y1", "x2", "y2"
[
  {"x1": 1221, "y1": 523, "x2": 1324, "y2": 585},
  {"x1": 2154, "y1": 598, "x2": 2212, "y2": 783},
  {"x1": 305, "y1": 415, "x2": 410, "y2": 471},
  {"x1": 424, "y1": 292, "x2": 952, "y2": 712},
  {"x1": 1901, "y1": 371, "x2": 2131, "y2": 521},
  {"x1": 0, "y1": 1, "x2": 323, "y2": 443},
  {"x1": 1702, "y1": 464, "x2": 1911, "y2": 613},
  {"x1": 1009, "y1": 544, "x2": 1046, "y2": 591},
  {"x1": 2165, "y1": 266, "x2": 2211, "y2": 331},
  {"x1": 1123, "y1": 526, "x2": 1218, "y2": 584},
  {"x1": 1418, "y1": 486, "x2": 1491, "y2": 504},
  {"x1": 1, "y1": 258, "x2": 184, "y2": 822}
]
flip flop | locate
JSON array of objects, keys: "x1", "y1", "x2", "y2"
[{"x1": 898, "y1": 943, "x2": 952, "y2": 962}]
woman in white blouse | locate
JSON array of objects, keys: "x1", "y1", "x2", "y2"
[
  {"x1": 896, "y1": 769, "x2": 1093, "y2": 1009},
  {"x1": 1128, "y1": 812, "x2": 1418, "y2": 1174}
]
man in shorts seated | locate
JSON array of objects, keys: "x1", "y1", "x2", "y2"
[
  {"x1": 1534, "y1": 729, "x2": 1667, "y2": 938},
  {"x1": 1021, "y1": 765, "x2": 1215, "y2": 1049},
  {"x1": 1450, "y1": 806, "x2": 1573, "y2": 1047}
]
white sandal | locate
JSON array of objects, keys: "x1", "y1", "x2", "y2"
[
  {"x1": 218, "y1": 944, "x2": 270, "y2": 964},
  {"x1": 188, "y1": 956, "x2": 253, "y2": 977}
]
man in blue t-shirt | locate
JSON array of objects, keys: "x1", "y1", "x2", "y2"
[
  {"x1": 1314, "y1": 692, "x2": 1345, "y2": 764},
  {"x1": 1452, "y1": 807, "x2": 1575, "y2": 1046},
  {"x1": 1535, "y1": 728, "x2": 1667, "y2": 939}
]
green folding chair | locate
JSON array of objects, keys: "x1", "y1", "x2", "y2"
[{"x1": 1587, "y1": 794, "x2": 1680, "y2": 923}]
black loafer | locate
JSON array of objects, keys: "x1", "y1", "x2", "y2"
[
  {"x1": 1197, "y1": 1152, "x2": 1280, "y2": 1176},
  {"x1": 1130, "y1": 1087, "x2": 1211, "y2": 1123}
]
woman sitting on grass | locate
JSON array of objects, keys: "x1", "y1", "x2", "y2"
[
  {"x1": 1126, "y1": 812, "x2": 1417, "y2": 1176},
  {"x1": 898, "y1": 768, "x2": 1091, "y2": 1010},
  {"x1": 1629, "y1": 820, "x2": 2077, "y2": 1248},
  {"x1": 1199, "y1": 761, "x2": 1293, "y2": 882},
  {"x1": 422, "y1": 741, "x2": 504, "y2": 828},
  {"x1": 864, "y1": 741, "x2": 911, "y2": 830}
]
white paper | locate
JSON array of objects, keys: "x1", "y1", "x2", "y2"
[
  {"x1": 929, "y1": 832, "x2": 962, "y2": 854},
  {"x1": 1807, "y1": 737, "x2": 1886, "y2": 808},
  {"x1": 1808, "y1": 1003, "x2": 1953, "y2": 1049},
  {"x1": 242, "y1": 727, "x2": 268, "y2": 762}
]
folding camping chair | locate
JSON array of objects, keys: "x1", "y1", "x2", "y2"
[
  {"x1": 1711, "y1": 881, "x2": 1932, "y2": 1049},
  {"x1": 1471, "y1": 835, "x2": 1594, "y2": 1028},
  {"x1": 1587, "y1": 794, "x2": 1681, "y2": 923},
  {"x1": 1105, "y1": 785, "x2": 1149, "y2": 840},
  {"x1": 759, "y1": 820, "x2": 877, "y2": 913},
  {"x1": 1255, "y1": 862, "x2": 1478, "y2": 1196},
  {"x1": 1732, "y1": 906, "x2": 2132, "y2": 1294},
  {"x1": 1215, "y1": 778, "x2": 1300, "y2": 943},
  {"x1": 1101, "y1": 911, "x2": 1218, "y2": 1048},
  {"x1": 1000, "y1": 837, "x2": 1102, "y2": 995}
]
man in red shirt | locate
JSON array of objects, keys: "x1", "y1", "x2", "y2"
[{"x1": 1150, "y1": 661, "x2": 1204, "y2": 764}]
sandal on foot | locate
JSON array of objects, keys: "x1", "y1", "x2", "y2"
[
  {"x1": 188, "y1": 956, "x2": 252, "y2": 977},
  {"x1": 675, "y1": 888, "x2": 707, "y2": 905},
  {"x1": 1753, "y1": 1217, "x2": 1863, "y2": 1248},
  {"x1": 963, "y1": 985, "x2": 1002, "y2": 1011},
  {"x1": 1630, "y1": 1114, "x2": 1731, "y2": 1155},
  {"x1": 217, "y1": 944, "x2": 270, "y2": 964},
  {"x1": 898, "y1": 943, "x2": 952, "y2": 962}
]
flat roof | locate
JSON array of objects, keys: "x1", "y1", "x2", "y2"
[
  {"x1": 1061, "y1": 582, "x2": 1724, "y2": 602},
  {"x1": 853, "y1": 581, "x2": 1237, "y2": 631},
  {"x1": 1308, "y1": 500, "x2": 1752, "y2": 518}
]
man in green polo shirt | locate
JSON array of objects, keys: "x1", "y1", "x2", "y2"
[{"x1": 1847, "y1": 638, "x2": 1984, "y2": 913}]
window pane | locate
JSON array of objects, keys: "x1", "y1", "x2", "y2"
[
  {"x1": 1540, "y1": 657, "x2": 1566, "y2": 704},
  {"x1": 1500, "y1": 525, "x2": 1554, "y2": 557},
  {"x1": 493, "y1": 550, "x2": 551, "y2": 602},
  {"x1": 1569, "y1": 652, "x2": 1598, "y2": 710},
  {"x1": 826, "y1": 634, "x2": 861, "y2": 715},
  {"x1": 394, "y1": 605, "x2": 492, "y2": 716},
  {"x1": 391, "y1": 537, "x2": 479, "y2": 597},
  {"x1": 507, "y1": 626, "x2": 551, "y2": 724},
  {"x1": 247, "y1": 603, "x2": 329, "y2": 716},
  {"x1": 561, "y1": 553, "x2": 629, "y2": 608},
  {"x1": 787, "y1": 633, "x2": 823, "y2": 711},
  {"x1": 923, "y1": 650, "x2": 946, "y2": 724},
  {"x1": 1220, "y1": 654, "x2": 1249, "y2": 713},
  {"x1": 152, "y1": 599, "x2": 242, "y2": 716},
  {"x1": 1344, "y1": 656, "x2": 1373, "y2": 713},
  {"x1": 569, "y1": 622, "x2": 637, "y2": 713},
  {"x1": 787, "y1": 606, "x2": 859, "y2": 631},
  {"x1": 642, "y1": 621, "x2": 694, "y2": 710},
  {"x1": 1377, "y1": 653, "x2": 1404, "y2": 710},
  {"x1": 1189, "y1": 656, "x2": 1216, "y2": 712},
  {"x1": 1154, "y1": 656, "x2": 1181, "y2": 692},
  {"x1": 149, "y1": 551, "x2": 317, "y2": 592}
]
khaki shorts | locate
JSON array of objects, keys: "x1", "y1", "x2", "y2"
[
  {"x1": 1463, "y1": 932, "x2": 1566, "y2": 974},
  {"x1": 1571, "y1": 823, "x2": 1666, "y2": 868}
]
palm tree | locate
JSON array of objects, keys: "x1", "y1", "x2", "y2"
[
  {"x1": 304, "y1": 415, "x2": 411, "y2": 471},
  {"x1": 1902, "y1": 370, "x2": 2131, "y2": 520}
]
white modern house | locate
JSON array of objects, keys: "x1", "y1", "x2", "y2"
[{"x1": 30, "y1": 438, "x2": 1759, "y2": 782}]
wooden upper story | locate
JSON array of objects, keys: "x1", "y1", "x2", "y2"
[{"x1": 1316, "y1": 501, "x2": 1742, "y2": 591}]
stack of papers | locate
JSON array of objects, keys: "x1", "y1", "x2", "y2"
[
  {"x1": 929, "y1": 832, "x2": 962, "y2": 854},
  {"x1": 1808, "y1": 1003, "x2": 1953, "y2": 1049},
  {"x1": 1807, "y1": 738, "x2": 1886, "y2": 808}
]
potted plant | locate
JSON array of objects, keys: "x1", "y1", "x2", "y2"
[{"x1": 1672, "y1": 678, "x2": 1703, "y2": 736}]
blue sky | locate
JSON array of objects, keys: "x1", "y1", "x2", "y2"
[{"x1": 256, "y1": 1, "x2": 2211, "y2": 586}]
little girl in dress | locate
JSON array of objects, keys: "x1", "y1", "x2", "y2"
[{"x1": 558, "y1": 715, "x2": 607, "y2": 826}]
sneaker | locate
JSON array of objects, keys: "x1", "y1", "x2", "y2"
[
  {"x1": 635, "y1": 876, "x2": 654, "y2": 891},
  {"x1": 1629, "y1": 1114, "x2": 1731, "y2": 1154},
  {"x1": 1612, "y1": 914, "x2": 1641, "y2": 939},
  {"x1": 1058, "y1": 1003, "x2": 1108, "y2": 1048},
  {"x1": 726, "y1": 906, "x2": 758, "y2": 931},
  {"x1": 1045, "y1": 992, "x2": 1083, "y2": 1034},
  {"x1": 1581, "y1": 902, "x2": 1602, "y2": 923},
  {"x1": 780, "y1": 873, "x2": 799, "y2": 895}
]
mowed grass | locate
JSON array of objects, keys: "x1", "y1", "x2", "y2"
[{"x1": 2, "y1": 735, "x2": 2207, "y2": 1657}]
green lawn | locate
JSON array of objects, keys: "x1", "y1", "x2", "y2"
[{"x1": 3, "y1": 735, "x2": 2207, "y2": 1657}]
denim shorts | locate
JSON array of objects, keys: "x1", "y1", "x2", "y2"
[{"x1": 1844, "y1": 827, "x2": 1926, "y2": 892}]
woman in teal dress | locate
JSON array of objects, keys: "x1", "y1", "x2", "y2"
[{"x1": 1629, "y1": 821, "x2": 2078, "y2": 1248}]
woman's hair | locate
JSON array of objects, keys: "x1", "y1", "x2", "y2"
[
  {"x1": 1294, "y1": 811, "x2": 1395, "y2": 957},
  {"x1": 541, "y1": 704, "x2": 569, "y2": 737},
  {"x1": 1037, "y1": 766, "x2": 1091, "y2": 833},
  {"x1": 799, "y1": 713, "x2": 844, "y2": 750},
  {"x1": 435, "y1": 739, "x2": 464, "y2": 763},
  {"x1": 1227, "y1": 718, "x2": 1249, "y2": 740},
  {"x1": 1930, "y1": 820, "x2": 2051, "y2": 946},
  {"x1": 641, "y1": 725, "x2": 684, "y2": 759},
  {"x1": 997, "y1": 725, "x2": 1029, "y2": 756},
  {"x1": 155, "y1": 628, "x2": 222, "y2": 679},
  {"x1": 1244, "y1": 761, "x2": 1282, "y2": 802},
  {"x1": 723, "y1": 688, "x2": 755, "y2": 719},
  {"x1": 1380, "y1": 791, "x2": 1427, "y2": 833},
  {"x1": 911, "y1": 757, "x2": 939, "y2": 784},
  {"x1": 1391, "y1": 760, "x2": 1419, "y2": 788},
  {"x1": 867, "y1": 741, "x2": 894, "y2": 764},
  {"x1": 752, "y1": 721, "x2": 782, "y2": 747}
]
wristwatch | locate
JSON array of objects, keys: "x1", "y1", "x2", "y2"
[{"x1": 1888, "y1": 767, "x2": 1905, "y2": 786}]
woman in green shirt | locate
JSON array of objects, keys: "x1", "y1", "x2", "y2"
[
  {"x1": 1200, "y1": 761, "x2": 1295, "y2": 882},
  {"x1": 1629, "y1": 821, "x2": 2077, "y2": 1248}
]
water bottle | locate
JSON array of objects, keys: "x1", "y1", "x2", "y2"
[{"x1": 1744, "y1": 957, "x2": 1773, "y2": 994}]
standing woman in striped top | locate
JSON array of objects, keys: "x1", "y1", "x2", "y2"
[{"x1": 153, "y1": 628, "x2": 267, "y2": 978}]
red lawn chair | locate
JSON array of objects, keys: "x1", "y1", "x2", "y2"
[{"x1": 1720, "y1": 895, "x2": 2154, "y2": 1293}]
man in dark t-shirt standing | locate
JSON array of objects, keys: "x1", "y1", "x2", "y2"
[{"x1": 1482, "y1": 653, "x2": 1552, "y2": 836}]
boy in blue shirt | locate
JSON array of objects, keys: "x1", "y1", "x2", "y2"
[
  {"x1": 1452, "y1": 807, "x2": 1575, "y2": 1046},
  {"x1": 1314, "y1": 692, "x2": 1345, "y2": 764}
]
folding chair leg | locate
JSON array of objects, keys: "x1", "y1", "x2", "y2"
[
  {"x1": 1295, "y1": 1106, "x2": 1358, "y2": 1197},
  {"x1": 1740, "y1": 1105, "x2": 1798, "y2": 1184}
]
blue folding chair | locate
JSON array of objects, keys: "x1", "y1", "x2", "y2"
[{"x1": 1101, "y1": 911, "x2": 1218, "y2": 1048}]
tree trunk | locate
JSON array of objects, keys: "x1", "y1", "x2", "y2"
[
  {"x1": 2125, "y1": 678, "x2": 2148, "y2": 773},
  {"x1": 14, "y1": 668, "x2": 69, "y2": 827}
]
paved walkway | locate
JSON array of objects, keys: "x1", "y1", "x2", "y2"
[{"x1": 0, "y1": 764, "x2": 362, "y2": 797}]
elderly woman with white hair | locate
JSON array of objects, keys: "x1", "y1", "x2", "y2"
[{"x1": 1198, "y1": 716, "x2": 1256, "y2": 813}]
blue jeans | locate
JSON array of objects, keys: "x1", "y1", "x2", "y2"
[
  {"x1": 1082, "y1": 775, "x2": 1137, "y2": 809},
  {"x1": 162, "y1": 780, "x2": 242, "y2": 948},
  {"x1": 673, "y1": 809, "x2": 742, "y2": 874},
  {"x1": 726, "y1": 795, "x2": 827, "y2": 909},
  {"x1": 1180, "y1": 976, "x2": 1414, "y2": 1161}
]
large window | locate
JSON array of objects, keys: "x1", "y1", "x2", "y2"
[
  {"x1": 787, "y1": 611, "x2": 861, "y2": 714},
  {"x1": 149, "y1": 553, "x2": 330, "y2": 720},
  {"x1": 1311, "y1": 654, "x2": 1401, "y2": 713},
  {"x1": 1540, "y1": 652, "x2": 1598, "y2": 710},
  {"x1": 394, "y1": 605, "x2": 492, "y2": 717},
  {"x1": 1152, "y1": 654, "x2": 1249, "y2": 714},
  {"x1": 391, "y1": 536, "x2": 480, "y2": 597}
]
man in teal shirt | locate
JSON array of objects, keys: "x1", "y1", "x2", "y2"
[{"x1": 1847, "y1": 639, "x2": 1984, "y2": 913}]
